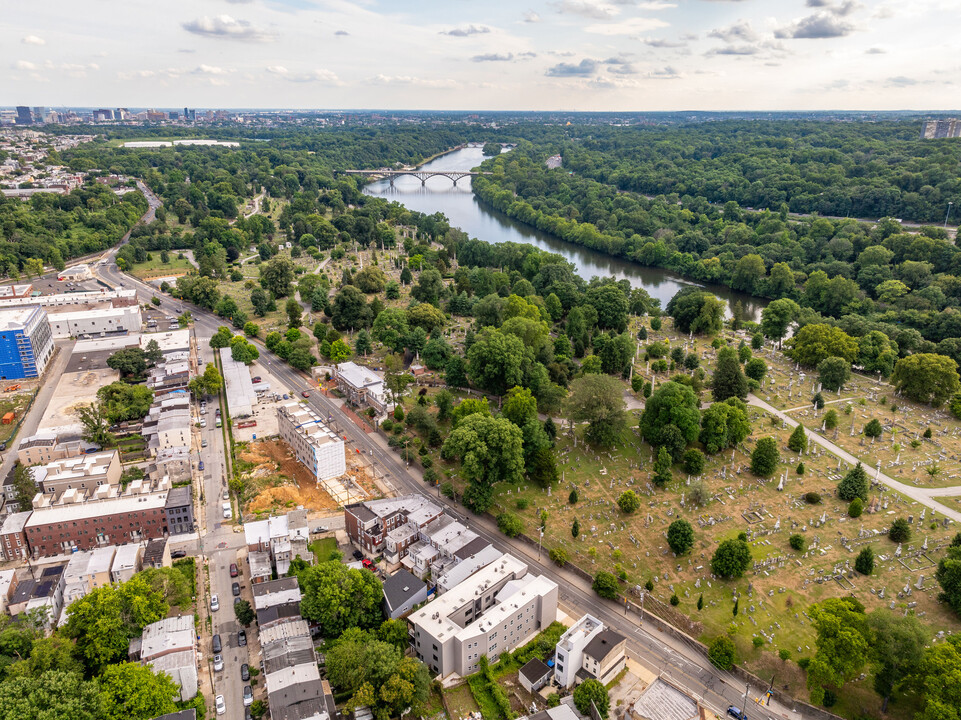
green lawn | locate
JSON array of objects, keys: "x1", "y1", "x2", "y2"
[
  {"x1": 130, "y1": 254, "x2": 195, "y2": 279},
  {"x1": 0, "y1": 393, "x2": 34, "y2": 446},
  {"x1": 309, "y1": 537, "x2": 340, "y2": 563}
]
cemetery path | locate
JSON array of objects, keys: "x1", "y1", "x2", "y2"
[{"x1": 748, "y1": 394, "x2": 961, "y2": 524}]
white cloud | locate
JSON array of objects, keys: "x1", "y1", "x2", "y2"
[
  {"x1": 267, "y1": 66, "x2": 343, "y2": 84},
  {"x1": 370, "y1": 75, "x2": 458, "y2": 88},
  {"x1": 586, "y1": 17, "x2": 669, "y2": 34},
  {"x1": 13, "y1": 60, "x2": 37, "y2": 71},
  {"x1": 523, "y1": 10, "x2": 541, "y2": 22},
  {"x1": 551, "y1": 1, "x2": 619, "y2": 19},
  {"x1": 182, "y1": 15, "x2": 276, "y2": 42},
  {"x1": 21, "y1": 35, "x2": 45, "y2": 46},
  {"x1": 774, "y1": 13, "x2": 855, "y2": 39}
]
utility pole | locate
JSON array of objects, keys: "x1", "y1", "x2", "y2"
[{"x1": 946, "y1": 201, "x2": 954, "y2": 230}]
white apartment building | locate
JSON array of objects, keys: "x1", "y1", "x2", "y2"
[
  {"x1": 407, "y1": 554, "x2": 558, "y2": 677},
  {"x1": 31, "y1": 449, "x2": 122, "y2": 501},
  {"x1": 554, "y1": 614, "x2": 604, "y2": 689},
  {"x1": 277, "y1": 402, "x2": 346, "y2": 482}
]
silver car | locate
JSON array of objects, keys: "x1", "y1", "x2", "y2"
[{"x1": 213, "y1": 654, "x2": 224, "y2": 672}]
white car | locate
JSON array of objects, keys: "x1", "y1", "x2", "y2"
[
  {"x1": 210, "y1": 594, "x2": 220, "y2": 612},
  {"x1": 213, "y1": 654, "x2": 224, "y2": 672},
  {"x1": 243, "y1": 686, "x2": 253, "y2": 706},
  {"x1": 215, "y1": 695, "x2": 226, "y2": 715},
  {"x1": 223, "y1": 502, "x2": 232, "y2": 519}
]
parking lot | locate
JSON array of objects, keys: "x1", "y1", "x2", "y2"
[
  {"x1": 142, "y1": 304, "x2": 180, "y2": 332},
  {"x1": 230, "y1": 360, "x2": 298, "y2": 443},
  {"x1": 29, "y1": 276, "x2": 104, "y2": 295}
]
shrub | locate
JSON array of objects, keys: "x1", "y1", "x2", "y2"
[
  {"x1": 864, "y1": 418, "x2": 883, "y2": 438},
  {"x1": 788, "y1": 424, "x2": 807, "y2": 453},
  {"x1": 497, "y1": 513, "x2": 524, "y2": 538},
  {"x1": 645, "y1": 578, "x2": 654, "y2": 592},
  {"x1": 848, "y1": 497, "x2": 864, "y2": 518},
  {"x1": 549, "y1": 547, "x2": 568, "y2": 566},
  {"x1": 697, "y1": 594, "x2": 703, "y2": 610},
  {"x1": 568, "y1": 488, "x2": 578, "y2": 504},
  {"x1": 889, "y1": 517, "x2": 911, "y2": 543},
  {"x1": 924, "y1": 427, "x2": 933, "y2": 439},
  {"x1": 804, "y1": 491, "x2": 821, "y2": 504},
  {"x1": 573, "y1": 679, "x2": 609, "y2": 719},
  {"x1": 796, "y1": 462, "x2": 805, "y2": 475},
  {"x1": 750, "y1": 437, "x2": 780, "y2": 477},
  {"x1": 515, "y1": 498, "x2": 530, "y2": 510},
  {"x1": 617, "y1": 490, "x2": 641, "y2": 514},
  {"x1": 798, "y1": 657, "x2": 811, "y2": 670},
  {"x1": 711, "y1": 539, "x2": 752, "y2": 578},
  {"x1": 380, "y1": 419, "x2": 393, "y2": 432},
  {"x1": 855, "y1": 546, "x2": 874, "y2": 575},
  {"x1": 670, "y1": 594, "x2": 680, "y2": 606},
  {"x1": 779, "y1": 649, "x2": 791, "y2": 661},
  {"x1": 592, "y1": 571, "x2": 619, "y2": 600},
  {"x1": 789, "y1": 534, "x2": 805, "y2": 551},
  {"x1": 708, "y1": 636, "x2": 736, "y2": 670},
  {"x1": 752, "y1": 636, "x2": 764, "y2": 649}
]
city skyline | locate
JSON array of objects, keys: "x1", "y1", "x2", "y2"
[{"x1": 4, "y1": 0, "x2": 958, "y2": 111}]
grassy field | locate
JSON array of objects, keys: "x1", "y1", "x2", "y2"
[
  {"x1": 309, "y1": 537, "x2": 340, "y2": 563},
  {"x1": 0, "y1": 392, "x2": 33, "y2": 446},
  {"x1": 129, "y1": 254, "x2": 195, "y2": 279}
]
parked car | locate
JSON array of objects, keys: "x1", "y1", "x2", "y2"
[
  {"x1": 230, "y1": 563, "x2": 239, "y2": 578},
  {"x1": 283, "y1": 394, "x2": 289, "y2": 400},
  {"x1": 198, "y1": 461, "x2": 205, "y2": 471},
  {"x1": 241, "y1": 663, "x2": 250, "y2": 681},
  {"x1": 362, "y1": 558, "x2": 374, "y2": 569},
  {"x1": 223, "y1": 489, "x2": 229, "y2": 500},
  {"x1": 232, "y1": 582, "x2": 241, "y2": 597},
  {"x1": 215, "y1": 695, "x2": 226, "y2": 716},
  {"x1": 202, "y1": 439, "x2": 208, "y2": 448},
  {"x1": 212, "y1": 634, "x2": 222, "y2": 654},
  {"x1": 352, "y1": 549, "x2": 363, "y2": 560},
  {"x1": 210, "y1": 595, "x2": 220, "y2": 612},
  {"x1": 171, "y1": 549, "x2": 187, "y2": 559},
  {"x1": 238, "y1": 630, "x2": 247, "y2": 647},
  {"x1": 200, "y1": 419, "x2": 206, "y2": 428},
  {"x1": 252, "y1": 377, "x2": 261, "y2": 383},
  {"x1": 302, "y1": 391, "x2": 310, "y2": 398},
  {"x1": 223, "y1": 502, "x2": 232, "y2": 519},
  {"x1": 312, "y1": 526, "x2": 328, "y2": 534},
  {"x1": 727, "y1": 707, "x2": 748, "y2": 720},
  {"x1": 243, "y1": 686, "x2": 253, "y2": 706},
  {"x1": 213, "y1": 654, "x2": 224, "y2": 672}
]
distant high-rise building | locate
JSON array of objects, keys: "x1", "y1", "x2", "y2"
[
  {"x1": 93, "y1": 109, "x2": 114, "y2": 122},
  {"x1": 115, "y1": 108, "x2": 130, "y2": 121},
  {"x1": 921, "y1": 119, "x2": 961, "y2": 139},
  {"x1": 15, "y1": 107, "x2": 32, "y2": 125},
  {"x1": 168, "y1": 111, "x2": 179, "y2": 121},
  {"x1": 184, "y1": 108, "x2": 196, "y2": 122},
  {"x1": 32, "y1": 107, "x2": 45, "y2": 123}
]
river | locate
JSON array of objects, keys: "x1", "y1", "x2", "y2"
[{"x1": 363, "y1": 146, "x2": 765, "y2": 320}]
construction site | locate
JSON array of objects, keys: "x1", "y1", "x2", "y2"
[{"x1": 239, "y1": 437, "x2": 385, "y2": 516}]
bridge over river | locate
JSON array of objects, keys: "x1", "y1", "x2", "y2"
[{"x1": 340, "y1": 169, "x2": 491, "y2": 186}]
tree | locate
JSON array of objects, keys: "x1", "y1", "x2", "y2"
[
  {"x1": 586, "y1": 283, "x2": 629, "y2": 332},
  {"x1": 250, "y1": 287, "x2": 272, "y2": 317},
  {"x1": 467, "y1": 328, "x2": 528, "y2": 397},
  {"x1": 299, "y1": 561, "x2": 383, "y2": 638},
  {"x1": 750, "y1": 437, "x2": 780, "y2": 477},
  {"x1": 64, "y1": 576, "x2": 167, "y2": 673},
  {"x1": 451, "y1": 397, "x2": 490, "y2": 427},
  {"x1": 891, "y1": 353, "x2": 961, "y2": 406},
  {"x1": 572, "y1": 518, "x2": 580, "y2": 538},
  {"x1": 143, "y1": 339, "x2": 162, "y2": 365},
  {"x1": 788, "y1": 424, "x2": 807, "y2": 453},
  {"x1": 711, "y1": 538, "x2": 751, "y2": 578},
  {"x1": 354, "y1": 266, "x2": 387, "y2": 293},
  {"x1": 445, "y1": 355, "x2": 468, "y2": 388},
  {"x1": 407, "y1": 303, "x2": 447, "y2": 334},
  {"x1": 441, "y1": 414, "x2": 524, "y2": 513},
  {"x1": 234, "y1": 598, "x2": 254, "y2": 627},
  {"x1": 566, "y1": 374, "x2": 627, "y2": 447},
  {"x1": 667, "y1": 288, "x2": 724, "y2": 336},
  {"x1": 683, "y1": 448, "x2": 705, "y2": 476},
  {"x1": 745, "y1": 357, "x2": 767, "y2": 382},
  {"x1": 573, "y1": 679, "x2": 610, "y2": 719},
  {"x1": 699, "y1": 398, "x2": 751, "y2": 455},
  {"x1": 789, "y1": 534, "x2": 805, "y2": 551},
  {"x1": 286, "y1": 297, "x2": 302, "y2": 327},
  {"x1": 760, "y1": 298, "x2": 799, "y2": 346},
  {"x1": 712, "y1": 346, "x2": 748, "y2": 401},
  {"x1": 592, "y1": 572, "x2": 619, "y2": 600},
  {"x1": 786, "y1": 324, "x2": 858, "y2": 367},
  {"x1": 835, "y1": 463, "x2": 869, "y2": 507},
  {"x1": 0, "y1": 670, "x2": 102, "y2": 720},
  {"x1": 98, "y1": 662, "x2": 179, "y2": 720},
  {"x1": 372, "y1": 308, "x2": 410, "y2": 352},
  {"x1": 848, "y1": 497, "x2": 863, "y2": 518},
  {"x1": 355, "y1": 329, "x2": 372, "y2": 356},
  {"x1": 708, "y1": 636, "x2": 736, "y2": 670},
  {"x1": 868, "y1": 611, "x2": 927, "y2": 712},
  {"x1": 503, "y1": 386, "x2": 538, "y2": 427},
  {"x1": 328, "y1": 338, "x2": 351, "y2": 363},
  {"x1": 854, "y1": 546, "x2": 874, "y2": 575},
  {"x1": 411, "y1": 267, "x2": 445, "y2": 305},
  {"x1": 889, "y1": 517, "x2": 911, "y2": 543},
  {"x1": 497, "y1": 513, "x2": 524, "y2": 537},
  {"x1": 77, "y1": 402, "x2": 113, "y2": 448},
  {"x1": 10, "y1": 463, "x2": 36, "y2": 512},
  {"x1": 732, "y1": 253, "x2": 766, "y2": 294},
  {"x1": 652, "y1": 445, "x2": 673, "y2": 486},
  {"x1": 136, "y1": 567, "x2": 191, "y2": 607},
  {"x1": 640, "y1": 381, "x2": 701, "y2": 448},
  {"x1": 243, "y1": 321, "x2": 259, "y2": 337},
  {"x1": 259, "y1": 255, "x2": 295, "y2": 297},
  {"x1": 858, "y1": 331, "x2": 898, "y2": 377},
  {"x1": 818, "y1": 356, "x2": 851, "y2": 392},
  {"x1": 331, "y1": 285, "x2": 372, "y2": 330},
  {"x1": 209, "y1": 326, "x2": 233, "y2": 349},
  {"x1": 937, "y1": 545, "x2": 961, "y2": 615},
  {"x1": 824, "y1": 409, "x2": 839, "y2": 431},
  {"x1": 230, "y1": 337, "x2": 260, "y2": 365},
  {"x1": 98, "y1": 383, "x2": 154, "y2": 424},
  {"x1": 529, "y1": 446, "x2": 559, "y2": 488},
  {"x1": 862, "y1": 418, "x2": 883, "y2": 439},
  {"x1": 106, "y1": 348, "x2": 148, "y2": 378},
  {"x1": 916, "y1": 635, "x2": 961, "y2": 720},
  {"x1": 617, "y1": 490, "x2": 641, "y2": 514},
  {"x1": 667, "y1": 519, "x2": 694, "y2": 554},
  {"x1": 806, "y1": 598, "x2": 869, "y2": 706}
]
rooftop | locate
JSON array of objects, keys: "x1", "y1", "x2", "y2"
[
  {"x1": 335, "y1": 361, "x2": 384, "y2": 389},
  {"x1": 631, "y1": 678, "x2": 699, "y2": 720},
  {"x1": 221, "y1": 347, "x2": 257, "y2": 416},
  {"x1": 1, "y1": 511, "x2": 31, "y2": 535},
  {"x1": 25, "y1": 490, "x2": 168, "y2": 528},
  {"x1": 140, "y1": 329, "x2": 190, "y2": 352},
  {"x1": 519, "y1": 658, "x2": 552, "y2": 685},
  {"x1": 143, "y1": 538, "x2": 167, "y2": 566},
  {"x1": 140, "y1": 615, "x2": 195, "y2": 659},
  {"x1": 165, "y1": 485, "x2": 191, "y2": 508},
  {"x1": 382, "y1": 569, "x2": 427, "y2": 614},
  {"x1": 278, "y1": 402, "x2": 340, "y2": 448},
  {"x1": 266, "y1": 662, "x2": 321, "y2": 693},
  {"x1": 263, "y1": 633, "x2": 315, "y2": 675},
  {"x1": 260, "y1": 618, "x2": 311, "y2": 647},
  {"x1": 557, "y1": 614, "x2": 603, "y2": 654},
  {"x1": 583, "y1": 628, "x2": 626, "y2": 663},
  {"x1": 0, "y1": 305, "x2": 41, "y2": 329}
]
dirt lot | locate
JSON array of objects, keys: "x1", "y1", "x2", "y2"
[{"x1": 241, "y1": 438, "x2": 382, "y2": 516}]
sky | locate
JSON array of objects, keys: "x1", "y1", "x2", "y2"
[{"x1": 4, "y1": 0, "x2": 958, "y2": 111}]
